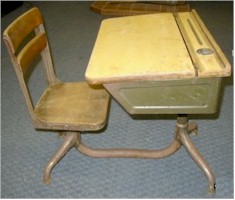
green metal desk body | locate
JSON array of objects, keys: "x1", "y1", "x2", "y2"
[{"x1": 104, "y1": 77, "x2": 222, "y2": 115}]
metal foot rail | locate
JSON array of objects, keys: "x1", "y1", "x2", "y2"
[{"x1": 76, "y1": 135, "x2": 181, "y2": 159}]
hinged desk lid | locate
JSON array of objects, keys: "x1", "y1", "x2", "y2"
[{"x1": 86, "y1": 10, "x2": 231, "y2": 85}]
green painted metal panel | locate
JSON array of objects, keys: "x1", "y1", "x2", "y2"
[{"x1": 104, "y1": 78, "x2": 222, "y2": 114}]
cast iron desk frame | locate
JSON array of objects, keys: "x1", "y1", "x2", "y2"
[{"x1": 84, "y1": 10, "x2": 231, "y2": 193}]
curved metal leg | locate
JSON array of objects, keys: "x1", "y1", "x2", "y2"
[
  {"x1": 43, "y1": 132, "x2": 78, "y2": 184},
  {"x1": 177, "y1": 115, "x2": 216, "y2": 193}
]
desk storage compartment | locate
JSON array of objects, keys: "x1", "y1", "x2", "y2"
[{"x1": 104, "y1": 78, "x2": 222, "y2": 114}]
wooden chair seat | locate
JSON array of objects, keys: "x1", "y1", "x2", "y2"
[{"x1": 34, "y1": 82, "x2": 109, "y2": 131}]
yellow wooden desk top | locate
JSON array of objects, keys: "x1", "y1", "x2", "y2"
[{"x1": 86, "y1": 10, "x2": 231, "y2": 85}]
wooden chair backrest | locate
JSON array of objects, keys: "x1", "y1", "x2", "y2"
[{"x1": 3, "y1": 7, "x2": 59, "y2": 121}]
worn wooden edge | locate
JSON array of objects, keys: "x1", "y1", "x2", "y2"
[
  {"x1": 85, "y1": 71, "x2": 195, "y2": 85},
  {"x1": 33, "y1": 116, "x2": 108, "y2": 132}
]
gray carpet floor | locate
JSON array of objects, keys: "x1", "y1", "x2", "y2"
[{"x1": 1, "y1": 1, "x2": 233, "y2": 198}]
